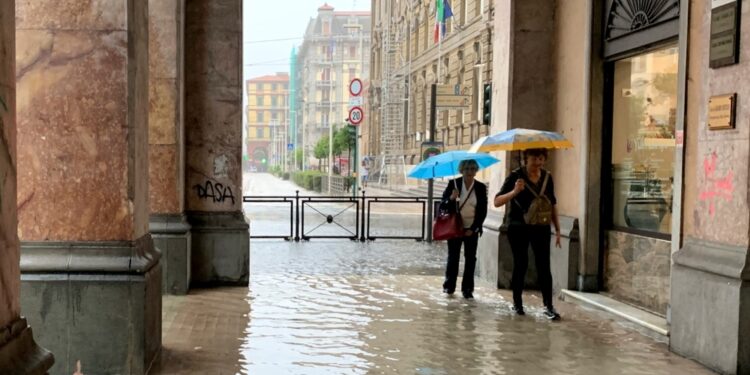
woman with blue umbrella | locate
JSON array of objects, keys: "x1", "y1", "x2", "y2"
[
  {"x1": 409, "y1": 151, "x2": 498, "y2": 299},
  {"x1": 440, "y1": 159, "x2": 488, "y2": 299}
]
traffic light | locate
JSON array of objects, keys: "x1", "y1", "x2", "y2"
[
  {"x1": 347, "y1": 124, "x2": 357, "y2": 146},
  {"x1": 482, "y1": 83, "x2": 492, "y2": 125}
]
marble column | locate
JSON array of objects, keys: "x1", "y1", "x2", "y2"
[
  {"x1": 478, "y1": 0, "x2": 564, "y2": 290},
  {"x1": 16, "y1": 0, "x2": 161, "y2": 374},
  {"x1": 149, "y1": 0, "x2": 190, "y2": 295},
  {"x1": 184, "y1": 0, "x2": 249, "y2": 285},
  {"x1": 671, "y1": 1, "x2": 750, "y2": 373},
  {"x1": 0, "y1": 2, "x2": 54, "y2": 372}
]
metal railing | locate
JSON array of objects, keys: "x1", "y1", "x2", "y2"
[{"x1": 243, "y1": 190, "x2": 437, "y2": 242}]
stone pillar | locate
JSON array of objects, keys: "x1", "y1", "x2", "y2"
[
  {"x1": 0, "y1": 2, "x2": 54, "y2": 372},
  {"x1": 670, "y1": 1, "x2": 750, "y2": 373},
  {"x1": 184, "y1": 0, "x2": 248, "y2": 285},
  {"x1": 149, "y1": 0, "x2": 190, "y2": 295},
  {"x1": 16, "y1": 1, "x2": 161, "y2": 373},
  {"x1": 478, "y1": 0, "x2": 557, "y2": 289}
]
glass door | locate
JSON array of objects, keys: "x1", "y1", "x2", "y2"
[{"x1": 609, "y1": 45, "x2": 679, "y2": 237}]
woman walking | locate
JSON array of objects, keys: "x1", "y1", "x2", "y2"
[
  {"x1": 494, "y1": 148, "x2": 561, "y2": 320},
  {"x1": 440, "y1": 160, "x2": 488, "y2": 299}
]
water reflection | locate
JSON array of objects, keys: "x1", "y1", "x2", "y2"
[{"x1": 235, "y1": 239, "x2": 711, "y2": 374}]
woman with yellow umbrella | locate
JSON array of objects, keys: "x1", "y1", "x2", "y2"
[{"x1": 471, "y1": 129, "x2": 572, "y2": 320}]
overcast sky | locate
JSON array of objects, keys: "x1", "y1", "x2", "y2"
[{"x1": 243, "y1": 0, "x2": 371, "y2": 80}]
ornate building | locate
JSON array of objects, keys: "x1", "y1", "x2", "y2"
[
  {"x1": 246, "y1": 72, "x2": 290, "y2": 172},
  {"x1": 296, "y1": 4, "x2": 371, "y2": 169},
  {"x1": 368, "y1": 0, "x2": 494, "y2": 176}
]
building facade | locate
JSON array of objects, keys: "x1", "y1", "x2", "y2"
[
  {"x1": 246, "y1": 72, "x2": 290, "y2": 172},
  {"x1": 479, "y1": 1, "x2": 749, "y2": 373},
  {"x1": 368, "y1": 0, "x2": 493, "y2": 183},
  {"x1": 296, "y1": 4, "x2": 371, "y2": 170}
]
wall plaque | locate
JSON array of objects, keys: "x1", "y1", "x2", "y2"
[
  {"x1": 710, "y1": 0, "x2": 741, "y2": 68},
  {"x1": 708, "y1": 94, "x2": 736, "y2": 130}
]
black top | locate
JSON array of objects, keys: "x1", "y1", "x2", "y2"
[
  {"x1": 439, "y1": 177, "x2": 488, "y2": 234},
  {"x1": 497, "y1": 168, "x2": 557, "y2": 225}
]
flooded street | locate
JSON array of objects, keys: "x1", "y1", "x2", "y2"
[{"x1": 154, "y1": 173, "x2": 713, "y2": 375}]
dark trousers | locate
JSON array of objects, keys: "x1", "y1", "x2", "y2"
[
  {"x1": 443, "y1": 233, "x2": 479, "y2": 293},
  {"x1": 508, "y1": 224, "x2": 553, "y2": 308}
]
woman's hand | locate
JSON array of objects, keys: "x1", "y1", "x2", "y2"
[
  {"x1": 450, "y1": 189, "x2": 459, "y2": 201},
  {"x1": 464, "y1": 229, "x2": 474, "y2": 237},
  {"x1": 513, "y1": 179, "x2": 525, "y2": 195},
  {"x1": 555, "y1": 232, "x2": 562, "y2": 248}
]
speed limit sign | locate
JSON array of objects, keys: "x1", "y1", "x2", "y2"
[{"x1": 349, "y1": 106, "x2": 364, "y2": 125}]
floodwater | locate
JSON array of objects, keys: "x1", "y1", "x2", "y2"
[{"x1": 152, "y1": 173, "x2": 713, "y2": 375}]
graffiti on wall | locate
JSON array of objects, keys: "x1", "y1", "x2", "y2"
[
  {"x1": 193, "y1": 180, "x2": 235, "y2": 205},
  {"x1": 698, "y1": 151, "x2": 734, "y2": 217}
]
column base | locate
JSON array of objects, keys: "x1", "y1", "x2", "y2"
[
  {"x1": 671, "y1": 238, "x2": 750, "y2": 375},
  {"x1": 187, "y1": 211, "x2": 250, "y2": 286},
  {"x1": 0, "y1": 318, "x2": 54, "y2": 374},
  {"x1": 151, "y1": 214, "x2": 191, "y2": 295},
  {"x1": 20, "y1": 236, "x2": 161, "y2": 375}
]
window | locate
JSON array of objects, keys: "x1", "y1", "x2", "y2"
[
  {"x1": 349, "y1": 46, "x2": 356, "y2": 57},
  {"x1": 272, "y1": 83, "x2": 278, "y2": 91},
  {"x1": 256, "y1": 96, "x2": 263, "y2": 107},
  {"x1": 256, "y1": 127, "x2": 264, "y2": 139},
  {"x1": 609, "y1": 45, "x2": 678, "y2": 235},
  {"x1": 271, "y1": 112, "x2": 278, "y2": 121},
  {"x1": 349, "y1": 68, "x2": 356, "y2": 78},
  {"x1": 322, "y1": 21, "x2": 331, "y2": 35},
  {"x1": 256, "y1": 83, "x2": 263, "y2": 92},
  {"x1": 258, "y1": 112, "x2": 264, "y2": 123},
  {"x1": 271, "y1": 96, "x2": 278, "y2": 107}
]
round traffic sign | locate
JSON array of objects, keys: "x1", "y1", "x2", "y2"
[
  {"x1": 349, "y1": 106, "x2": 364, "y2": 125},
  {"x1": 349, "y1": 78, "x2": 363, "y2": 97}
]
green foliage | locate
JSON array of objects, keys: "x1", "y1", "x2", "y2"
[
  {"x1": 333, "y1": 125, "x2": 356, "y2": 155},
  {"x1": 269, "y1": 165, "x2": 282, "y2": 176},
  {"x1": 314, "y1": 136, "x2": 329, "y2": 160},
  {"x1": 291, "y1": 171, "x2": 325, "y2": 192},
  {"x1": 293, "y1": 149, "x2": 303, "y2": 169}
]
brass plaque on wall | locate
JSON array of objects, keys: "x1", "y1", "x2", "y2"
[
  {"x1": 708, "y1": 94, "x2": 736, "y2": 130},
  {"x1": 710, "y1": 0, "x2": 741, "y2": 68}
]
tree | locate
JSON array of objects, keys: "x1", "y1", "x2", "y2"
[
  {"x1": 294, "y1": 149, "x2": 303, "y2": 169},
  {"x1": 314, "y1": 136, "x2": 329, "y2": 171}
]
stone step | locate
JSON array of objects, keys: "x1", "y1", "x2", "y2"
[{"x1": 560, "y1": 289, "x2": 669, "y2": 338}]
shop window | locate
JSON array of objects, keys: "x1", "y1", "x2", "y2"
[{"x1": 609, "y1": 45, "x2": 678, "y2": 235}]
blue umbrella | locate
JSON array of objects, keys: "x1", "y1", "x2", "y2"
[{"x1": 408, "y1": 151, "x2": 500, "y2": 179}]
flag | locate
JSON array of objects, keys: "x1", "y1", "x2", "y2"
[{"x1": 433, "y1": 0, "x2": 454, "y2": 44}]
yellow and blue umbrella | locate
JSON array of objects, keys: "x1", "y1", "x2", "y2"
[
  {"x1": 468, "y1": 128, "x2": 573, "y2": 152},
  {"x1": 408, "y1": 151, "x2": 499, "y2": 179}
]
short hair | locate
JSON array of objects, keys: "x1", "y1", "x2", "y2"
[
  {"x1": 523, "y1": 148, "x2": 548, "y2": 161},
  {"x1": 458, "y1": 159, "x2": 479, "y2": 173}
]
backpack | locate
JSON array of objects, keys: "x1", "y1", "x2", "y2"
[{"x1": 523, "y1": 172, "x2": 553, "y2": 225}]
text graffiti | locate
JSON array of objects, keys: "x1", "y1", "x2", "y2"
[
  {"x1": 698, "y1": 152, "x2": 734, "y2": 217},
  {"x1": 194, "y1": 180, "x2": 235, "y2": 205}
]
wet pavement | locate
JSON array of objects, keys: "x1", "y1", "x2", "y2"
[{"x1": 153, "y1": 173, "x2": 714, "y2": 375}]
